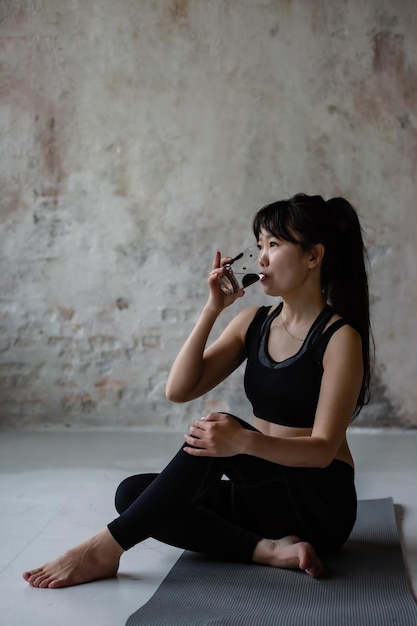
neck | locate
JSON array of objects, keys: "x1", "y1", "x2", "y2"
[
  {"x1": 279, "y1": 297, "x2": 326, "y2": 343},
  {"x1": 279, "y1": 292, "x2": 327, "y2": 325}
]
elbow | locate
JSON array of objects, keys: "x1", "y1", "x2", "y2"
[
  {"x1": 165, "y1": 389, "x2": 181, "y2": 403},
  {"x1": 310, "y1": 439, "x2": 337, "y2": 469},
  {"x1": 318, "y1": 449, "x2": 339, "y2": 469},
  {"x1": 166, "y1": 393, "x2": 187, "y2": 404},
  {"x1": 165, "y1": 385, "x2": 188, "y2": 404}
]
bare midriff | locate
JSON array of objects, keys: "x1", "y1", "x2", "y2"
[{"x1": 253, "y1": 416, "x2": 354, "y2": 468}]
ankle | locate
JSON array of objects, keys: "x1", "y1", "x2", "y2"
[
  {"x1": 252, "y1": 539, "x2": 275, "y2": 565},
  {"x1": 87, "y1": 528, "x2": 124, "y2": 559}
]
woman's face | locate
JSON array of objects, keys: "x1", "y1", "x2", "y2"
[{"x1": 257, "y1": 228, "x2": 312, "y2": 297}]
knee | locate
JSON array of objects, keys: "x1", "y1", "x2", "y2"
[{"x1": 114, "y1": 473, "x2": 157, "y2": 514}]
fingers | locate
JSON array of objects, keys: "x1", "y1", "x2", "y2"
[
  {"x1": 208, "y1": 262, "x2": 229, "y2": 284},
  {"x1": 202, "y1": 412, "x2": 226, "y2": 422},
  {"x1": 184, "y1": 414, "x2": 240, "y2": 457},
  {"x1": 208, "y1": 266, "x2": 223, "y2": 284},
  {"x1": 189, "y1": 418, "x2": 206, "y2": 433},
  {"x1": 183, "y1": 446, "x2": 209, "y2": 456},
  {"x1": 207, "y1": 254, "x2": 246, "y2": 311},
  {"x1": 184, "y1": 413, "x2": 224, "y2": 447},
  {"x1": 184, "y1": 422, "x2": 212, "y2": 454},
  {"x1": 184, "y1": 419, "x2": 205, "y2": 444},
  {"x1": 212, "y1": 251, "x2": 233, "y2": 271},
  {"x1": 212, "y1": 251, "x2": 221, "y2": 270}
]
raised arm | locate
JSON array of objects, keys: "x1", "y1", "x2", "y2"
[{"x1": 165, "y1": 251, "x2": 257, "y2": 403}]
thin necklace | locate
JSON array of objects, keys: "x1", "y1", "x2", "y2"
[{"x1": 281, "y1": 316, "x2": 305, "y2": 342}]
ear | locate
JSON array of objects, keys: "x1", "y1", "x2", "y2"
[{"x1": 307, "y1": 244, "x2": 325, "y2": 269}]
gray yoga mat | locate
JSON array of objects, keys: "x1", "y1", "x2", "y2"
[{"x1": 126, "y1": 498, "x2": 417, "y2": 625}]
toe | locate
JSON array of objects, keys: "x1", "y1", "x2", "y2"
[
  {"x1": 48, "y1": 578, "x2": 66, "y2": 589},
  {"x1": 23, "y1": 567, "x2": 42, "y2": 582},
  {"x1": 32, "y1": 571, "x2": 52, "y2": 588}
]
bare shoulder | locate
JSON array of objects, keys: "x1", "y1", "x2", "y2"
[
  {"x1": 327, "y1": 314, "x2": 361, "y2": 339},
  {"x1": 227, "y1": 306, "x2": 261, "y2": 341},
  {"x1": 323, "y1": 318, "x2": 363, "y2": 366},
  {"x1": 203, "y1": 305, "x2": 260, "y2": 364},
  {"x1": 235, "y1": 305, "x2": 261, "y2": 324}
]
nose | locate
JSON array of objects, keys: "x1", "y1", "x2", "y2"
[{"x1": 258, "y1": 249, "x2": 268, "y2": 267}]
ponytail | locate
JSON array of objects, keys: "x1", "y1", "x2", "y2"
[
  {"x1": 322, "y1": 197, "x2": 372, "y2": 414},
  {"x1": 253, "y1": 193, "x2": 373, "y2": 416}
]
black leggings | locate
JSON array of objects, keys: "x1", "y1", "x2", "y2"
[{"x1": 107, "y1": 416, "x2": 357, "y2": 561}]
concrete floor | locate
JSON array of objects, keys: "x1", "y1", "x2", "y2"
[{"x1": 0, "y1": 428, "x2": 416, "y2": 626}]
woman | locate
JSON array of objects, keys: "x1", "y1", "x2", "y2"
[{"x1": 23, "y1": 193, "x2": 371, "y2": 588}]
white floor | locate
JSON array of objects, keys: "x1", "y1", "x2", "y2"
[{"x1": 0, "y1": 428, "x2": 416, "y2": 626}]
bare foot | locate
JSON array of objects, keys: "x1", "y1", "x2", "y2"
[
  {"x1": 253, "y1": 535, "x2": 324, "y2": 578},
  {"x1": 22, "y1": 528, "x2": 124, "y2": 589}
]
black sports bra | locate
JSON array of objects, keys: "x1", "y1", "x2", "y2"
[{"x1": 244, "y1": 303, "x2": 347, "y2": 428}]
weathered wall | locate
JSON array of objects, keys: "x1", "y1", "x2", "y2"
[{"x1": 1, "y1": 0, "x2": 416, "y2": 429}]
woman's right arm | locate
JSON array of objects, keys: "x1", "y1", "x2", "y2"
[{"x1": 165, "y1": 251, "x2": 257, "y2": 403}]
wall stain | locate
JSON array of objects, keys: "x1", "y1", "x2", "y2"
[
  {"x1": 269, "y1": 23, "x2": 279, "y2": 38},
  {"x1": 373, "y1": 31, "x2": 405, "y2": 74},
  {"x1": 43, "y1": 117, "x2": 62, "y2": 180},
  {"x1": 0, "y1": 182, "x2": 23, "y2": 221},
  {"x1": 55, "y1": 304, "x2": 75, "y2": 322},
  {"x1": 116, "y1": 297, "x2": 129, "y2": 310},
  {"x1": 357, "y1": 374, "x2": 408, "y2": 428},
  {"x1": 34, "y1": 114, "x2": 65, "y2": 208},
  {"x1": 353, "y1": 29, "x2": 417, "y2": 127},
  {"x1": 169, "y1": 0, "x2": 188, "y2": 23}
]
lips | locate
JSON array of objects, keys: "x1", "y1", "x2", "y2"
[{"x1": 259, "y1": 273, "x2": 268, "y2": 282}]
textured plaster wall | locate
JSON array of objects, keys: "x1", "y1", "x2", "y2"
[{"x1": 0, "y1": 0, "x2": 416, "y2": 429}]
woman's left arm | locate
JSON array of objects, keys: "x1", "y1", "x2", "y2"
[{"x1": 184, "y1": 325, "x2": 363, "y2": 468}]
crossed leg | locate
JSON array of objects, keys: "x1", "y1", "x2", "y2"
[
  {"x1": 23, "y1": 530, "x2": 322, "y2": 589},
  {"x1": 23, "y1": 469, "x2": 323, "y2": 589},
  {"x1": 23, "y1": 417, "x2": 326, "y2": 589}
]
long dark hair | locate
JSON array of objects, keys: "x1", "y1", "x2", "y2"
[{"x1": 253, "y1": 193, "x2": 372, "y2": 416}]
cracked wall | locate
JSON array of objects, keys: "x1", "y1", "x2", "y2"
[{"x1": 0, "y1": 0, "x2": 416, "y2": 428}]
